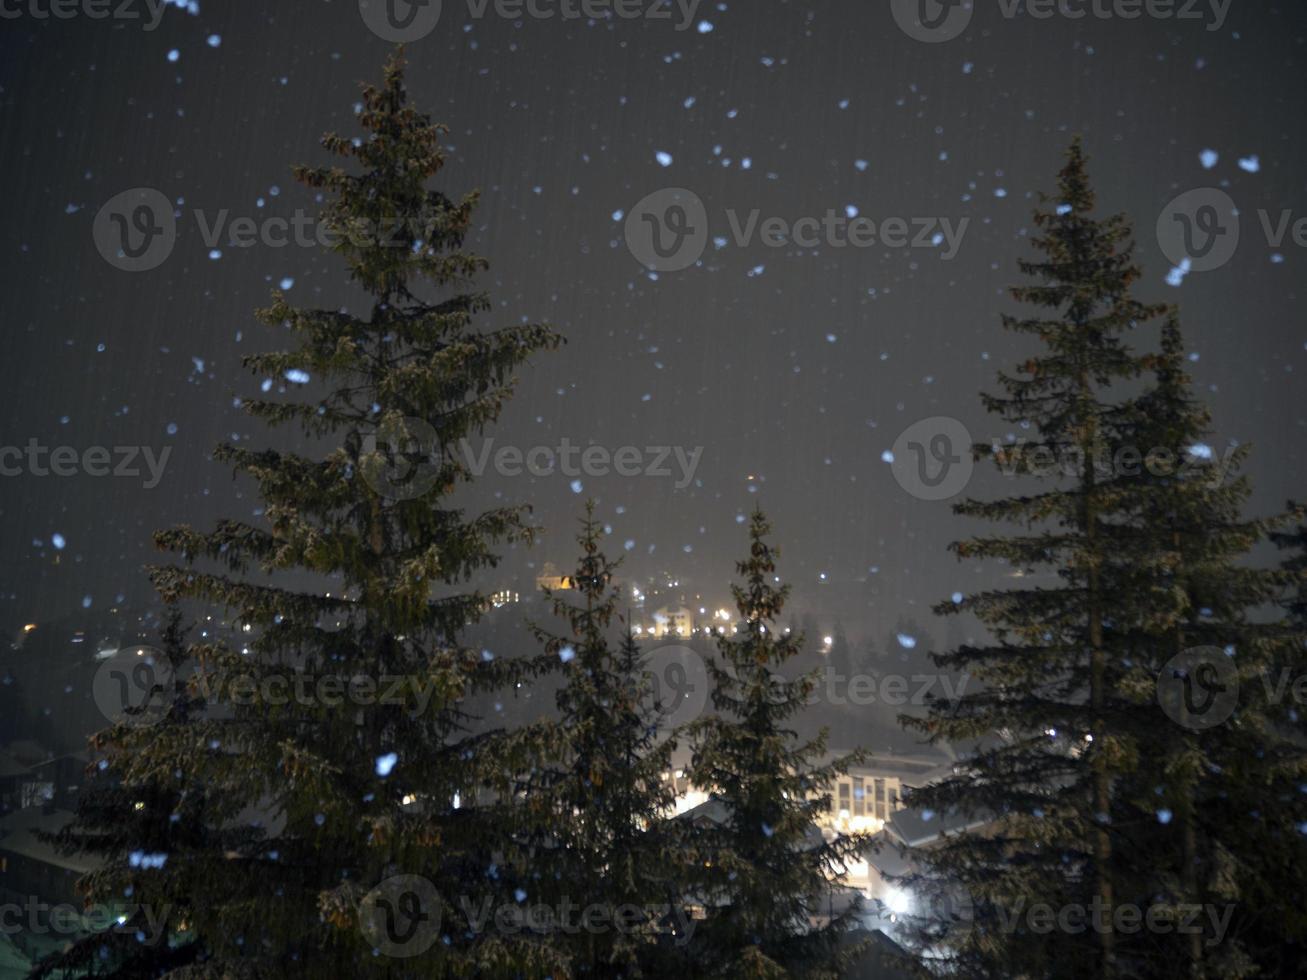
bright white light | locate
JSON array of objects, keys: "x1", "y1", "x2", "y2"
[{"x1": 884, "y1": 886, "x2": 912, "y2": 916}]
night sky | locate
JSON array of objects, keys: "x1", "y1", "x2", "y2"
[{"x1": 2, "y1": 1, "x2": 1305, "y2": 644}]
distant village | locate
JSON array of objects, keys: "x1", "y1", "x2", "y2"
[{"x1": 1, "y1": 570, "x2": 977, "y2": 976}]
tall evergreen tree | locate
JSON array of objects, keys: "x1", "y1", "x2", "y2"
[
  {"x1": 35, "y1": 606, "x2": 210, "y2": 978},
  {"x1": 146, "y1": 52, "x2": 562, "y2": 976},
  {"x1": 514, "y1": 503, "x2": 690, "y2": 977},
  {"x1": 683, "y1": 508, "x2": 869, "y2": 979},
  {"x1": 1104, "y1": 316, "x2": 1307, "y2": 978},
  {"x1": 902, "y1": 139, "x2": 1168, "y2": 979}
]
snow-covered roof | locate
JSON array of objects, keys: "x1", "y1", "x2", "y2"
[{"x1": 883, "y1": 805, "x2": 996, "y2": 849}]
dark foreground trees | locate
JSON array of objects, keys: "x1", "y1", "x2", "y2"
[
  {"x1": 682, "y1": 509, "x2": 871, "y2": 979},
  {"x1": 35, "y1": 607, "x2": 208, "y2": 979},
  {"x1": 37, "y1": 66, "x2": 1307, "y2": 980},
  {"x1": 143, "y1": 52, "x2": 561, "y2": 976},
  {"x1": 903, "y1": 139, "x2": 1167, "y2": 979},
  {"x1": 514, "y1": 503, "x2": 691, "y2": 977},
  {"x1": 903, "y1": 141, "x2": 1307, "y2": 980}
]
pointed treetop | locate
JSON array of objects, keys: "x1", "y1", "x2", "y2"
[{"x1": 1057, "y1": 136, "x2": 1094, "y2": 213}]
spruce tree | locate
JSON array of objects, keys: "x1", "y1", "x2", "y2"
[
  {"x1": 683, "y1": 508, "x2": 869, "y2": 979},
  {"x1": 34, "y1": 606, "x2": 209, "y2": 978},
  {"x1": 147, "y1": 52, "x2": 562, "y2": 977},
  {"x1": 513, "y1": 502, "x2": 690, "y2": 977},
  {"x1": 902, "y1": 139, "x2": 1168, "y2": 979},
  {"x1": 1103, "y1": 316, "x2": 1306, "y2": 978}
]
